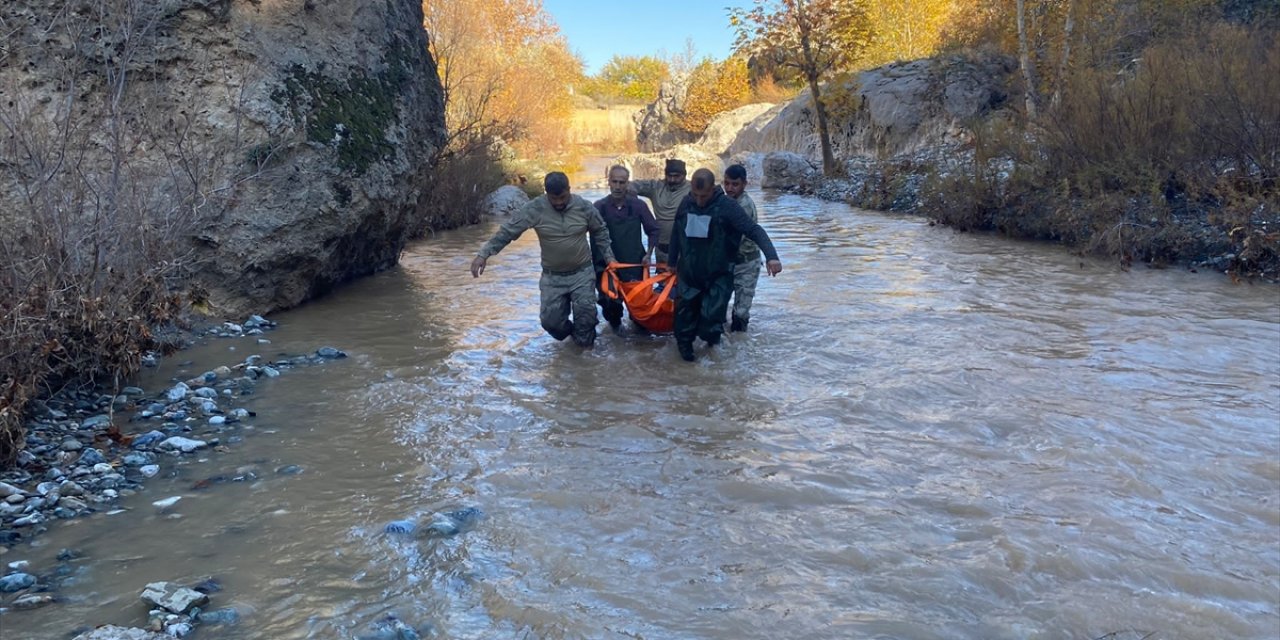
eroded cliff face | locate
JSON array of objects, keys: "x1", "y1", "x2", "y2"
[
  {"x1": 728, "y1": 54, "x2": 1015, "y2": 162},
  {"x1": 0, "y1": 0, "x2": 446, "y2": 313}
]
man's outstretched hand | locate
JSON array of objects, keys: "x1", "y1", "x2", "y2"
[
  {"x1": 766, "y1": 259, "x2": 782, "y2": 276},
  {"x1": 470, "y1": 256, "x2": 487, "y2": 277}
]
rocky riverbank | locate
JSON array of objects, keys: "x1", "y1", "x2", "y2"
[
  {"x1": 740, "y1": 147, "x2": 1279, "y2": 281},
  {"x1": 0, "y1": 315, "x2": 356, "y2": 636}
]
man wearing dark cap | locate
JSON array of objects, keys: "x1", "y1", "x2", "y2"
[
  {"x1": 629, "y1": 158, "x2": 691, "y2": 265},
  {"x1": 668, "y1": 168, "x2": 782, "y2": 362},
  {"x1": 471, "y1": 172, "x2": 617, "y2": 349}
]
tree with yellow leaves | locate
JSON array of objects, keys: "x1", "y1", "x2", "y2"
[
  {"x1": 423, "y1": 0, "x2": 580, "y2": 153},
  {"x1": 676, "y1": 57, "x2": 751, "y2": 136},
  {"x1": 730, "y1": 0, "x2": 875, "y2": 176}
]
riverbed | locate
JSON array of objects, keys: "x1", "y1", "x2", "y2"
[{"x1": 9, "y1": 188, "x2": 1280, "y2": 639}]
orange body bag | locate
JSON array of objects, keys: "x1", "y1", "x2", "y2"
[{"x1": 599, "y1": 263, "x2": 677, "y2": 333}]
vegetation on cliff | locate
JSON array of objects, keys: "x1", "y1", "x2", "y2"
[{"x1": 924, "y1": 0, "x2": 1279, "y2": 276}]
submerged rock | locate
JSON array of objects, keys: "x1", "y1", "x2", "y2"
[
  {"x1": 140, "y1": 581, "x2": 209, "y2": 614},
  {"x1": 0, "y1": 571, "x2": 36, "y2": 592},
  {"x1": 72, "y1": 625, "x2": 171, "y2": 640}
]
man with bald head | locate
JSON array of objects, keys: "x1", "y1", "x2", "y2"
[{"x1": 667, "y1": 168, "x2": 782, "y2": 362}]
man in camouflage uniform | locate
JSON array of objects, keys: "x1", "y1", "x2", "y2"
[
  {"x1": 629, "y1": 158, "x2": 691, "y2": 265},
  {"x1": 470, "y1": 172, "x2": 616, "y2": 348},
  {"x1": 722, "y1": 164, "x2": 761, "y2": 333}
]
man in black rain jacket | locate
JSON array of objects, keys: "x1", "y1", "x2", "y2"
[{"x1": 668, "y1": 168, "x2": 783, "y2": 362}]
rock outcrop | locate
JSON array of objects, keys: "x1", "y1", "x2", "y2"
[
  {"x1": 613, "y1": 144, "x2": 723, "y2": 181},
  {"x1": 483, "y1": 185, "x2": 531, "y2": 217},
  {"x1": 633, "y1": 76, "x2": 698, "y2": 152},
  {"x1": 697, "y1": 103, "x2": 778, "y2": 157},
  {"x1": 759, "y1": 152, "x2": 820, "y2": 190},
  {"x1": 728, "y1": 53, "x2": 1014, "y2": 162},
  {"x1": 0, "y1": 0, "x2": 446, "y2": 314}
]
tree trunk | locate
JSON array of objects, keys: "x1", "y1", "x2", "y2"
[
  {"x1": 807, "y1": 74, "x2": 839, "y2": 177},
  {"x1": 1016, "y1": 0, "x2": 1040, "y2": 118},
  {"x1": 1051, "y1": 0, "x2": 1076, "y2": 109}
]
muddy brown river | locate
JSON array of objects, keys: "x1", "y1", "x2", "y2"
[{"x1": 9, "y1": 189, "x2": 1280, "y2": 639}]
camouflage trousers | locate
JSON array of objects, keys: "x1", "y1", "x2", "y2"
[
  {"x1": 731, "y1": 258, "x2": 762, "y2": 322},
  {"x1": 539, "y1": 264, "x2": 597, "y2": 347}
]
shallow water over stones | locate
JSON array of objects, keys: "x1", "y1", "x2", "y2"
[{"x1": 6, "y1": 189, "x2": 1280, "y2": 639}]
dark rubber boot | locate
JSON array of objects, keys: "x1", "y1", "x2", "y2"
[
  {"x1": 678, "y1": 342, "x2": 696, "y2": 362},
  {"x1": 730, "y1": 317, "x2": 748, "y2": 332}
]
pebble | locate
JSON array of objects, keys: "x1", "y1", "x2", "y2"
[
  {"x1": 59, "y1": 497, "x2": 87, "y2": 511},
  {"x1": 316, "y1": 346, "x2": 347, "y2": 359},
  {"x1": 13, "y1": 513, "x2": 44, "y2": 527},
  {"x1": 166, "y1": 383, "x2": 190, "y2": 403},
  {"x1": 198, "y1": 606, "x2": 241, "y2": 625},
  {"x1": 134, "y1": 431, "x2": 167, "y2": 448},
  {"x1": 166, "y1": 622, "x2": 194, "y2": 637},
  {"x1": 81, "y1": 415, "x2": 112, "y2": 429},
  {"x1": 140, "y1": 465, "x2": 160, "y2": 478},
  {"x1": 123, "y1": 452, "x2": 155, "y2": 466},
  {"x1": 276, "y1": 465, "x2": 303, "y2": 475},
  {"x1": 60, "y1": 439, "x2": 84, "y2": 452},
  {"x1": 160, "y1": 437, "x2": 209, "y2": 453},
  {"x1": 0, "y1": 572, "x2": 35, "y2": 592},
  {"x1": 152, "y1": 496, "x2": 182, "y2": 509},
  {"x1": 12, "y1": 593, "x2": 56, "y2": 610},
  {"x1": 79, "y1": 449, "x2": 107, "y2": 465},
  {"x1": 209, "y1": 416, "x2": 227, "y2": 426}
]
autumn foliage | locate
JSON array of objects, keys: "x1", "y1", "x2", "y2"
[
  {"x1": 423, "y1": 0, "x2": 580, "y2": 156},
  {"x1": 925, "y1": 0, "x2": 1279, "y2": 274},
  {"x1": 675, "y1": 57, "x2": 752, "y2": 136}
]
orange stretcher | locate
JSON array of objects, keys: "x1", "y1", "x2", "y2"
[{"x1": 599, "y1": 263, "x2": 677, "y2": 333}]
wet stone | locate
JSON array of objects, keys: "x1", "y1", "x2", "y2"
[
  {"x1": 60, "y1": 439, "x2": 84, "y2": 452},
  {"x1": 78, "y1": 449, "x2": 107, "y2": 466},
  {"x1": 316, "y1": 346, "x2": 347, "y2": 359},
  {"x1": 190, "y1": 576, "x2": 223, "y2": 594},
  {"x1": 197, "y1": 607, "x2": 240, "y2": 625},
  {"x1": 166, "y1": 383, "x2": 190, "y2": 403},
  {"x1": 133, "y1": 431, "x2": 167, "y2": 449},
  {"x1": 123, "y1": 452, "x2": 156, "y2": 467},
  {"x1": 140, "y1": 581, "x2": 209, "y2": 614},
  {"x1": 81, "y1": 415, "x2": 112, "y2": 429},
  {"x1": 0, "y1": 572, "x2": 36, "y2": 592},
  {"x1": 12, "y1": 592, "x2": 55, "y2": 610}
]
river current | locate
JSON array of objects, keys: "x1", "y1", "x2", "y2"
[{"x1": 10, "y1": 188, "x2": 1280, "y2": 639}]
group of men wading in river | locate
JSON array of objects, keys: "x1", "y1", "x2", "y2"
[{"x1": 470, "y1": 159, "x2": 783, "y2": 362}]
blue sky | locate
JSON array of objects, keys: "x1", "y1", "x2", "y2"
[{"x1": 542, "y1": 0, "x2": 754, "y2": 74}]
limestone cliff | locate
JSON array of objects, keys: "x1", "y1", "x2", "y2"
[
  {"x1": 728, "y1": 54, "x2": 1015, "y2": 162},
  {"x1": 0, "y1": 0, "x2": 446, "y2": 313}
]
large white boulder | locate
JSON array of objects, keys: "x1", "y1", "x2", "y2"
[
  {"x1": 760, "y1": 152, "x2": 819, "y2": 190},
  {"x1": 697, "y1": 103, "x2": 778, "y2": 156},
  {"x1": 483, "y1": 185, "x2": 530, "y2": 217}
]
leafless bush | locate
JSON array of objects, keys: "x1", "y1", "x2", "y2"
[
  {"x1": 922, "y1": 22, "x2": 1278, "y2": 275},
  {"x1": 0, "y1": 0, "x2": 271, "y2": 465}
]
